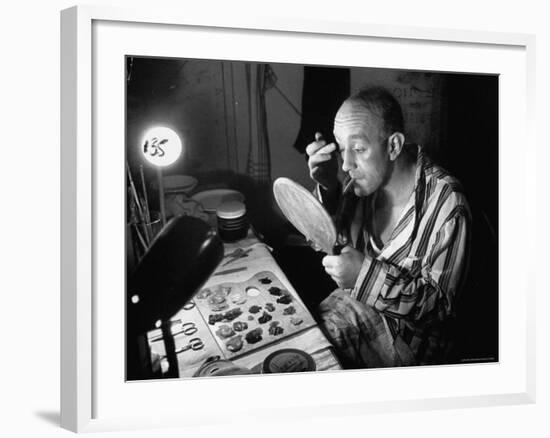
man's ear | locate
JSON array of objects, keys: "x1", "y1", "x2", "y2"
[{"x1": 387, "y1": 133, "x2": 405, "y2": 161}]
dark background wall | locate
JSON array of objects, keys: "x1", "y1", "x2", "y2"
[
  {"x1": 126, "y1": 58, "x2": 446, "y2": 192},
  {"x1": 438, "y1": 74, "x2": 499, "y2": 362}
]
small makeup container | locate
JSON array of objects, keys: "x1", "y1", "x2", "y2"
[
  {"x1": 262, "y1": 348, "x2": 316, "y2": 374},
  {"x1": 216, "y1": 200, "x2": 249, "y2": 242}
]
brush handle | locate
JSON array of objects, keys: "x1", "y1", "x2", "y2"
[{"x1": 333, "y1": 177, "x2": 356, "y2": 253}]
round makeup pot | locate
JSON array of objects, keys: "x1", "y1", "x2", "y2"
[{"x1": 216, "y1": 200, "x2": 249, "y2": 242}]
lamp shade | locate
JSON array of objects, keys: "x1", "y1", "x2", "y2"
[
  {"x1": 141, "y1": 126, "x2": 183, "y2": 167},
  {"x1": 127, "y1": 216, "x2": 223, "y2": 335}
]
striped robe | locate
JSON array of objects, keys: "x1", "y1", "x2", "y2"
[{"x1": 319, "y1": 145, "x2": 471, "y2": 367}]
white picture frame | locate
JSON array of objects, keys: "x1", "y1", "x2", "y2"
[{"x1": 60, "y1": 5, "x2": 536, "y2": 433}]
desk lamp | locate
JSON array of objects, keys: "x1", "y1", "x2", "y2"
[
  {"x1": 127, "y1": 215, "x2": 223, "y2": 380},
  {"x1": 130, "y1": 127, "x2": 220, "y2": 379},
  {"x1": 141, "y1": 126, "x2": 183, "y2": 226}
]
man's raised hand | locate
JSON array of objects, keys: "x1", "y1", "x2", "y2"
[{"x1": 306, "y1": 132, "x2": 339, "y2": 192}]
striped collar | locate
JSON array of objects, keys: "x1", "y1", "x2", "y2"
[{"x1": 361, "y1": 143, "x2": 427, "y2": 261}]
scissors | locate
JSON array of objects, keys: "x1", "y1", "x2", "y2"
[
  {"x1": 182, "y1": 300, "x2": 196, "y2": 310},
  {"x1": 160, "y1": 338, "x2": 204, "y2": 359},
  {"x1": 149, "y1": 321, "x2": 198, "y2": 342},
  {"x1": 222, "y1": 248, "x2": 253, "y2": 266},
  {"x1": 175, "y1": 337, "x2": 204, "y2": 355},
  {"x1": 171, "y1": 321, "x2": 198, "y2": 337}
]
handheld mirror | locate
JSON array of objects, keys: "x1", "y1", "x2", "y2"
[{"x1": 273, "y1": 177, "x2": 338, "y2": 255}]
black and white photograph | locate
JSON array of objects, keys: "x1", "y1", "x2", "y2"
[
  {"x1": 125, "y1": 56, "x2": 499, "y2": 380},
  {"x1": 3, "y1": 0, "x2": 546, "y2": 434}
]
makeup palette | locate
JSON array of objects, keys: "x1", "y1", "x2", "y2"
[{"x1": 193, "y1": 270, "x2": 316, "y2": 358}]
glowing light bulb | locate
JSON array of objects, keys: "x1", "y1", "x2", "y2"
[{"x1": 141, "y1": 126, "x2": 183, "y2": 167}]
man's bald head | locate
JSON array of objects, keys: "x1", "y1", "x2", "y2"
[{"x1": 343, "y1": 86, "x2": 405, "y2": 141}]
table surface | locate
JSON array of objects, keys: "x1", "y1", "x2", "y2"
[{"x1": 147, "y1": 233, "x2": 342, "y2": 377}]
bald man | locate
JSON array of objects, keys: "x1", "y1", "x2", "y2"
[{"x1": 306, "y1": 86, "x2": 471, "y2": 368}]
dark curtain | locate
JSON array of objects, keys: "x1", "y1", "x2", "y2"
[
  {"x1": 439, "y1": 73, "x2": 499, "y2": 363},
  {"x1": 293, "y1": 66, "x2": 351, "y2": 153}
]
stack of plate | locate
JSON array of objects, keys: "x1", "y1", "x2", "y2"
[
  {"x1": 161, "y1": 175, "x2": 197, "y2": 194},
  {"x1": 191, "y1": 189, "x2": 245, "y2": 213}
]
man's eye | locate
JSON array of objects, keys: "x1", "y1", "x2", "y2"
[{"x1": 353, "y1": 146, "x2": 366, "y2": 153}]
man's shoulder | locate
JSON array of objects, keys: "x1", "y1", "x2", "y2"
[
  {"x1": 426, "y1": 163, "x2": 464, "y2": 191},
  {"x1": 423, "y1": 161, "x2": 469, "y2": 210}
]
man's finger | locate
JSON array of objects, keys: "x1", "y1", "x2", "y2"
[
  {"x1": 340, "y1": 245, "x2": 356, "y2": 255},
  {"x1": 325, "y1": 270, "x2": 342, "y2": 285},
  {"x1": 309, "y1": 152, "x2": 334, "y2": 168},
  {"x1": 322, "y1": 255, "x2": 335, "y2": 268},
  {"x1": 323, "y1": 265, "x2": 338, "y2": 278},
  {"x1": 305, "y1": 140, "x2": 326, "y2": 156},
  {"x1": 306, "y1": 143, "x2": 336, "y2": 157},
  {"x1": 316, "y1": 143, "x2": 336, "y2": 155},
  {"x1": 322, "y1": 255, "x2": 341, "y2": 268}
]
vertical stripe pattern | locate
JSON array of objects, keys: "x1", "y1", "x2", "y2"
[{"x1": 323, "y1": 145, "x2": 471, "y2": 366}]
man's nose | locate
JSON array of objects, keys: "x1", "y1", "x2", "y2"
[{"x1": 341, "y1": 148, "x2": 355, "y2": 173}]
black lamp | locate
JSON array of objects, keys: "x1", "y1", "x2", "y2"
[{"x1": 127, "y1": 215, "x2": 223, "y2": 380}]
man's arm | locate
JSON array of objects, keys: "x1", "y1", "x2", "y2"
[{"x1": 353, "y1": 211, "x2": 470, "y2": 322}]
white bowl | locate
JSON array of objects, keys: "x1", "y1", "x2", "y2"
[{"x1": 161, "y1": 175, "x2": 197, "y2": 193}]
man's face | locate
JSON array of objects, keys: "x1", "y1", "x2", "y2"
[{"x1": 333, "y1": 101, "x2": 391, "y2": 197}]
